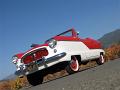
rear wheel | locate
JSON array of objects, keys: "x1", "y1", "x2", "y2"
[
  {"x1": 96, "y1": 54, "x2": 105, "y2": 65},
  {"x1": 66, "y1": 56, "x2": 79, "y2": 74},
  {"x1": 27, "y1": 71, "x2": 43, "y2": 86}
]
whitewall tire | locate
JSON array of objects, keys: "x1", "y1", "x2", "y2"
[
  {"x1": 66, "y1": 56, "x2": 79, "y2": 74},
  {"x1": 96, "y1": 54, "x2": 105, "y2": 65}
]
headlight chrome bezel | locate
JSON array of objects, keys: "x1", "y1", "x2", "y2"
[
  {"x1": 48, "y1": 39, "x2": 57, "y2": 49},
  {"x1": 12, "y1": 56, "x2": 18, "y2": 64}
]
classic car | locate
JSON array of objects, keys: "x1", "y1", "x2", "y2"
[{"x1": 12, "y1": 28, "x2": 105, "y2": 85}]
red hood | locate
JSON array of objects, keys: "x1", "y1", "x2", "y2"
[
  {"x1": 15, "y1": 53, "x2": 24, "y2": 59},
  {"x1": 15, "y1": 43, "x2": 48, "y2": 59}
]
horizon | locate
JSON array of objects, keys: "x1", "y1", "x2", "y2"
[{"x1": 0, "y1": 0, "x2": 120, "y2": 80}]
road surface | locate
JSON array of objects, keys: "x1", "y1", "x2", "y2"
[{"x1": 21, "y1": 58, "x2": 120, "y2": 90}]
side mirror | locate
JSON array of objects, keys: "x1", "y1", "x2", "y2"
[{"x1": 77, "y1": 31, "x2": 79, "y2": 36}]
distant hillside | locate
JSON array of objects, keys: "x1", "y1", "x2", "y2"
[
  {"x1": 2, "y1": 74, "x2": 17, "y2": 81},
  {"x1": 98, "y1": 29, "x2": 120, "y2": 48}
]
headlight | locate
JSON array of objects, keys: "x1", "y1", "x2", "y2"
[
  {"x1": 12, "y1": 56, "x2": 18, "y2": 64},
  {"x1": 48, "y1": 39, "x2": 57, "y2": 48}
]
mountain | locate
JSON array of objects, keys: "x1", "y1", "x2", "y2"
[
  {"x1": 2, "y1": 74, "x2": 17, "y2": 81},
  {"x1": 98, "y1": 29, "x2": 120, "y2": 48}
]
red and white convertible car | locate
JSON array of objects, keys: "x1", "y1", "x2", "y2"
[{"x1": 12, "y1": 29, "x2": 105, "y2": 85}]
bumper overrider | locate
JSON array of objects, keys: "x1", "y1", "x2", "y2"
[{"x1": 15, "y1": 52, "x2": 66, "y2": 77}]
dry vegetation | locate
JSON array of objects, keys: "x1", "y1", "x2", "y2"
[
  {"x1": 0, "y1": 80, "x2": 11, "y2": 90},
  {"x1": 0, "y1": 77, "x2": 28, "y2": 90},
  {"x1": 10, "y1": 77, "x2": 28, "y2": 90},
  {"x1": 0, "y1": 44, "x2": 120, "y2": 90},
  {"x1": 104, "y1": 44, "x2": 120, "y2": 61}
]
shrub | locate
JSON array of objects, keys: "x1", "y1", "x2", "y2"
[
  {"x1": 0, "y1": 80, "x2": 11, "y2": 90},
  {"x1": 104, "y1": 44, "x2": 120, "y2": 61},
  {"x1": 10, "y1": 76, "x2": 28, "y2": 90}
]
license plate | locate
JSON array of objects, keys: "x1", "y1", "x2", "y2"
[{"x1": 27, "y1": 63, "x2": 38, "y2": 72}]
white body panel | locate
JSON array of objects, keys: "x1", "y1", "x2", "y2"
[
  {"x1": 24, "y1": 41, "x2": 105, "y2": 75},
  {"x1": 46, "y1": 41, "x2": 104, "y2": 62}
]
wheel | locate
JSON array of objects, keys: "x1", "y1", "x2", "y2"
[
  {"x1": 66, "y1": 56, "x2": 79, "y2": 74},
  {"x1": 96, "y1": 54, "x2": 105, "y2": 65},
  {"x1": 27, "y1": 71, "x2": 43, "y2": 86}
]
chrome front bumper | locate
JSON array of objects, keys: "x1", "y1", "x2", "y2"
[{"x1": 15, "y1": 52, "x2": 66, "y2": 77}]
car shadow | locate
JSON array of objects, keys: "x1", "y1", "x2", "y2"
[
  {"x1": 24, "y1": 62, "x2": 98, "y2": 89},
  {"x1": 42, "y1": 64, "x2": 98, "y2": 84}
]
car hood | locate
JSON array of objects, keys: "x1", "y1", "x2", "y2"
[{"x1": 15, "y1": 43, "x2": 48, "y2": 59}]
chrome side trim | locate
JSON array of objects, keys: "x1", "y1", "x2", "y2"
[{"x1": 45, "y1": 52, "x2": 66, "y2": 63}]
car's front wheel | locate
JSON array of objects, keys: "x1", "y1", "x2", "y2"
[
  {"x1": 27, "y1": 71, "x2": 43, "y2": 86},
  {"x1": 66, "y1": 56, "x2": 79, "y2": 74},
  {"x1": 96, "y1": 54, "x2": 105, "y2": 65}
]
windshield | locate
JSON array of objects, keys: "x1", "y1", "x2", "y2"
[
  {"x1": 45, "y1": 38, "x2": 53, "y2": 44},
  {"x1": 45, "y1": 30, "x2": 75, "y2": 43},
  {"x1": 57, "y1": 30, "x2": 72, "y2": 37}
]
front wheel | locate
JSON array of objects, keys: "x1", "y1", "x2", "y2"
[
  {"x1": 96, "y1": 54, "x2": 105, "y2": 65},
  {"x1": 66, "y1": 56, "x2": 79, "y2": 74},
  {"x1": 27, "y1": 71, "x2": 43, "y2": 86}
]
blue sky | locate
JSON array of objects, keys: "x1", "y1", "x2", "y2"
[{"x1": 0, "y1": 0, "x2": 120, "y2": 80}]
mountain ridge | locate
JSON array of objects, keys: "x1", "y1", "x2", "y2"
[{"x1": 98, "y1": 29, "x2": 120, "y2": 48}]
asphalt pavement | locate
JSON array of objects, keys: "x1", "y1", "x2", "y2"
[{"x1": 21, "y1": 58, "x2": 120, "y2": 90}]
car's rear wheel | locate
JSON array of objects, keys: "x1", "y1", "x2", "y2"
[
  {"x1": 66, "y1": 56, "x2": 79, "y2": 74},
  {"x1": 96, "y1": 54, "x2": 105, "y2": 65},
  {"x1": 27, "y1": 71, "x2": 43, "y2": 86}
]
